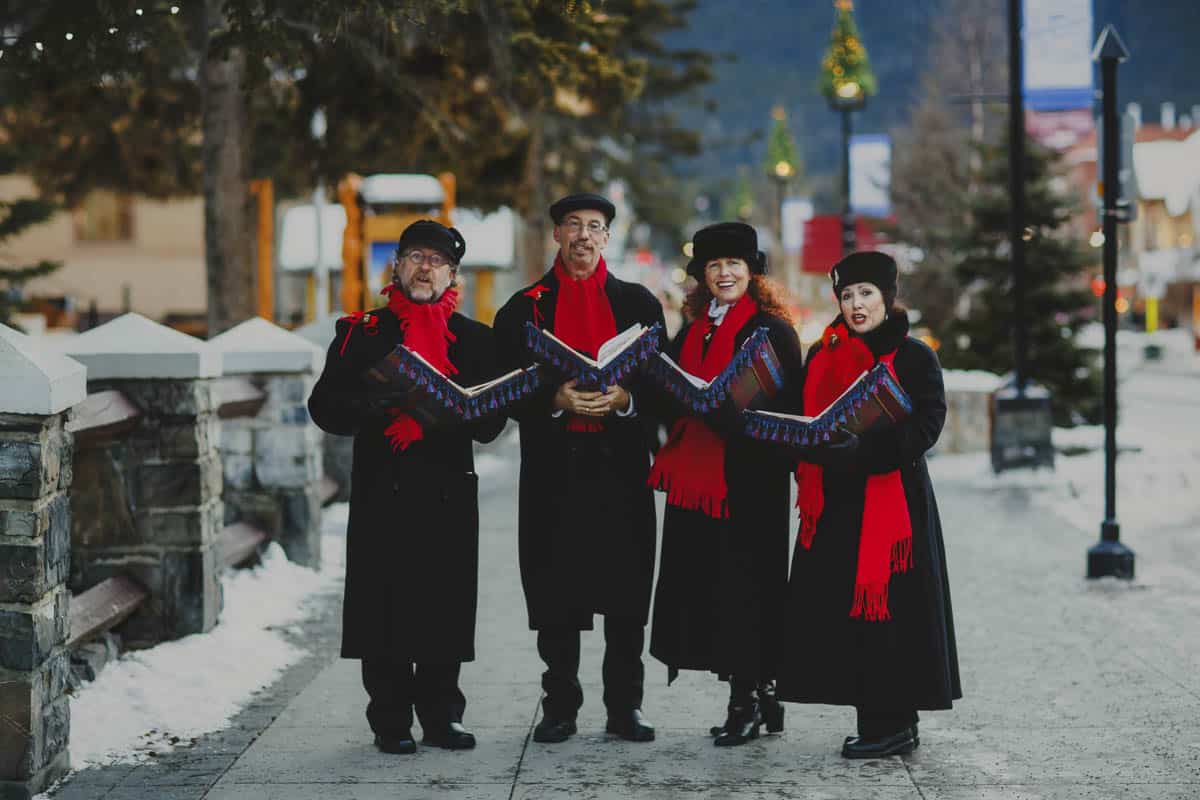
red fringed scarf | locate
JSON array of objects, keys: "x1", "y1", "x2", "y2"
[
  {"x1": 380, "y1": 284, "x2": 459, "y2": 452},
  {"x1": 552, "y1": 254, "x2": 618, "y2": 433},
  {"x1": 795, "y1": 319, "x2": 912, "y2": 621},
  {"x1": 646, "y1": 293, "x2": 759, "y2": 519}
]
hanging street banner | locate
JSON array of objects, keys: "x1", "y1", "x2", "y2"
[
  {"x1": 1024, "y1": 0, "x2": 1094, "y2": 111},
  {"x1": 849, "y1": 133, "x2": 891, "y2": 218}
]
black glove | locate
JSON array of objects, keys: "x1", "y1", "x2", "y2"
[{"x1": 797, "y1": 427, "x2": 860, "y2": 470}]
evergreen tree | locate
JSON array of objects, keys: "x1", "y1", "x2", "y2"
[
  {"x1": 819, "y1": 0, "x2": 877, "y2": 105},
  {"x1": 763, "y1": 105, "x2": 801, "y2": 185},
  {"x1": 0, "y1": 142, "x2": 60, "y2": 329},
  {"x1": 939, "y1": 134, "x2": 1101, "y2": 425}
]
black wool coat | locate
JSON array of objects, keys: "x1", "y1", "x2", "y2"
[
  {"x1": 308, "y1": 306, "x2": 506, "y2": 662},
  {"x1": 778, "y1": 313, "x2": 962, "y2": 711},
  {"x1": 648, "y1": 311, "x2": 805, "y2": 681},
  {"x1": 493, "y1": 266, "x2": 666, "y2": 631}
]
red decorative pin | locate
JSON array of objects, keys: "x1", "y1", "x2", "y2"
[
  {"x1": 524, "y1": 284, "x2": 550, "y2": 327},
  {"x1": 337, "y1": 311, "x2": 380, "y2": 356}
]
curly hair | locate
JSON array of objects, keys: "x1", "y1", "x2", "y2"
[{"x1": 684, "y1": 274, "x2": 793, "y2": 325}]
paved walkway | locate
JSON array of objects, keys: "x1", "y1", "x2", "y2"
[{"x1": 51, "y1": 418, "x2": 1200, "y2": 799}]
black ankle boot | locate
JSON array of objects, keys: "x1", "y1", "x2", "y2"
[
  {"x1": 713, "y1": 682, "x2": 761, "y2": 747},
  {"x1": 757, "y1": 681, "x2": 784, "y2": 734}
]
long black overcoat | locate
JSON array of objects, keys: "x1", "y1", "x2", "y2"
[
  {"x1": 493, "y1": 266, "x2": 666, "y2": 631},
  {"x1": 308, "y1": 306, "x2": 505, "y2": 662},
  {"x1": 778, "y1": 314, "x2": 962, "y2": 711},
  {"x1": 648, "y1": 311, "x2": 804, "y2": 681}
]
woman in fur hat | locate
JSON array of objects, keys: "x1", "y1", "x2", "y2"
[
  {"x1": 647, "y1": 222, "x2": 805, "y2": 746},
  {"x1": 778, "y1": 250, "x2": 961, "y2": 758}
]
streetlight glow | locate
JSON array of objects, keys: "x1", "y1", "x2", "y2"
[
  {"x1": 774, "y1": 161, "x2": 793, "y2": 179},
  {"x1": 836, "y1": 80, "x2": 862, "y2": 100}
]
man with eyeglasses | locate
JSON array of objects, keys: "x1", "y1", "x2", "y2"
[
  {"x1": 494, "y1": 193, "x2": 666, "y2": 744},
  {"x1": 309, "y1": 220, "x2": 506, "y2": 755}
]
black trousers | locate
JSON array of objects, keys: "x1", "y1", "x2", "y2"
[
  {"x1": 537, "y1": 617, "x2": 645, "y2": 719},
  {"x1": 361, "y1": 658, "x2": 465, "y2": 737},
  {"x1": 856, "y1": 707, "x2": 919, "y2": 738}
]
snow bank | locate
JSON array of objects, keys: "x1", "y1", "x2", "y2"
[
  {"x1": 66, "y1": 504, "x2": 349, "y2": 768},
  {"x1": 942, "y1": 369, "x2": 1004, "y2": 393}
]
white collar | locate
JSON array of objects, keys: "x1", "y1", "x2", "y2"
[{"x1": 707, "y1": 298, "x2": 732, "y2": 325}]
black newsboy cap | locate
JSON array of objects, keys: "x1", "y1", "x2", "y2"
[
  {"x1": 396, "y1": 220, "x2": 466, "y2": 265},
  {"x1": 549, "y1": 193, "x2": 616, "y2": 225},
  {"x1": 685, "y1": 221, "x2": 768, "y2": 280},
  {"x1": 830, "y1": 250, "x2": 897, "y2": 295}
]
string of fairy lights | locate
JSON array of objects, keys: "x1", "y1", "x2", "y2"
[{"x1": 0, "y1": 3, "x2": 183, "y2": 62}]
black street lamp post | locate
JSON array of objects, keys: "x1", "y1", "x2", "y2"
[
  {"x1": 829, "y1": 86, "x2": 866, "y2": 256},
  {"x1": 1088, "y1": 24, "x2": 1135, "y2": 580}
]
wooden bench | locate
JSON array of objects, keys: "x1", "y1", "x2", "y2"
[
  {"x1": 68, "y1": 575, "x2": 148, "y2": 649},
  {"x1": 214, "y1": 377, "x2": 267, "y2": 419},
  {"x1": 65, "y1": 390, "x2": 142, "y2": 447},
  {"x1": 218, "y1": 521, "x2": 270, "y2": 568}
]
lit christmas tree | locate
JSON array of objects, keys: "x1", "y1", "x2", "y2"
[
  {"x1": 819, "y1": 0, "x2": 877, "y2": 106},
  {"x1": 763, "y1": 105, "x2": 802, "y2": 184}
]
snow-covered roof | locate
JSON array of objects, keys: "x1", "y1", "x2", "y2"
[
  {"x1": 359, "y1": 174, "x2": 445, "y2": 206},
  {"x1": 60, "y1": 313, "x2": 221, "y2": 379},
  {"x1": 207, "y1": 317, "x2": 324, "y2": 375},
  {"x1": 1133, "y1": 128, "x2": 1200, "y2": 217},
  {"x1": 452, "y1": 207, "x2": 516, "y2": 269},
  {"x1": 0, "y1": 323, "x2": 87, "y2": 414},
  {"x1": 279, "y1": 204, "x2": 346, "y2": 272}
]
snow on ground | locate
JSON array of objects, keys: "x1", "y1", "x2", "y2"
[
  {"x1": 66, "y1": 503, "x2": 349, "y2": 769},
  {"x1": 930, "y1": 329, "x2": 1200, "y2": 535}
]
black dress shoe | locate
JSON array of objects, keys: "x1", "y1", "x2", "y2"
[
  {"x1": 606, "y1": 709, "x2": 655, "y2": 742},
  {"x1": 841, "y1": 726, "x2": 918, "y2": 759},
  {"x1": 533, "y1": 716, "x2": 578, "y2": 743},
  {"x1": 713, "y1": 701, "x2": 761, "y2": 747},
  {"x1": 423, "y1": 721, "x2": 477, "y2": 750},
  {"x1": 374, "y1": 732, "x2": 417, "y2": 754},
  {"x1": 757, "y1": 681, "x2": 785, "y2": 734}
]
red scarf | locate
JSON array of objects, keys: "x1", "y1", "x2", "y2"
[
  {"x1": 795, "y1": 319, "x2": 912, "y2": 621},
  {"x1": 647, "y1": 293, "x2": 759, "y2": 519},
  {"x1": 552, "y1": 254, "x2": 617, "y2": 432},
  {"x1": 380, "y1": 284, "x2": 459, "y2": 452}
]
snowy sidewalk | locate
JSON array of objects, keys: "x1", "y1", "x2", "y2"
[{"x1": 48, "y1": 358, "x2": 1200, "y2": 799}]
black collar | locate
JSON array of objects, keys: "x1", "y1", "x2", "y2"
[{"x1": 830, "y1": 309, "x2": 909, "y2": 356}]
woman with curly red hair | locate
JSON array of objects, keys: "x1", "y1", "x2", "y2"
[{"x1": 647, "y1": 222, "x2": 805, "y2": 746}]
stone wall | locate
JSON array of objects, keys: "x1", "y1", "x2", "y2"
[
  {"x1": 221, "y1": 371, "x2": 324, "y2": 567},
  {"x1": 70, "y1": 379, "x2": 223, "y2": 647}
]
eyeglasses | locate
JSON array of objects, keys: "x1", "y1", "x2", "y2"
[
  {"x1": 400, "y1": 250, "x2": 453, "y2": 268},
  {"x1": 561, "y1": 218, "x2": 608, "y2": 236}
]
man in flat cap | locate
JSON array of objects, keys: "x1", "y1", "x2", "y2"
[
  {"x1": 494, "y1": 193, "x2": 666, "y2": 744},
  {"x1": 309, "y1": 219, "x2": 506, "y2": 755}
]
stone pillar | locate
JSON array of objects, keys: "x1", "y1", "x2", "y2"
[
  {"x1": 209, "y1": 318, "x2": 325, "y2": 567},
  {"x1": 62, "y1": 314, "x2": 223, "y2": 647},
  {"x1": 0, "y1": 325, "x2": 86, "y2": 799}
]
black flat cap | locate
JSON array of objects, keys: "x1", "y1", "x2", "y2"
[
  {"x1": 549, "y1": 192, "x2": 616, "y2": 225},
  {"x1": 685, "y1": 221, "x2": 768, "y2": 280},
  {"x1": 830, "y1": 250, "x2": 897, "y2": 295},
  {"x1": 396, "y1": 219, "x2": 467, "y2": 265}
]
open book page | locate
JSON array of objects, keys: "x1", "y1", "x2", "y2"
[
  {"x1": 596, "y1": 324, "x2": 649, "y2": 366},
  {"x1": 748, "y1": 368, "x2": 871, "y2": 424},
  {"x1": 401, "y1": 347, "x2": 528, "y2": 398},
  {"x1": 536, "y1": 323, "x2": 647, "y2": 368},
  {"x1": 656, "y1": 352, "x2": 712, "y2": 389}
]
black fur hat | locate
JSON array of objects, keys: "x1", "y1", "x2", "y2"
[
  {"x1": 830, "y1": 250, "x2": 897, "y2": 297},
  {"x1": 396, "y1": 220, "x2": 467, "y2": 265},
  {"x1": 549, "y1": 192, "x2": 616, "y2": 225},
  {"x1": 685, "y1": 221, "x2": 768, "y2": 280}
]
